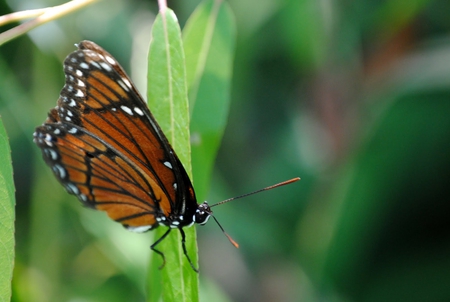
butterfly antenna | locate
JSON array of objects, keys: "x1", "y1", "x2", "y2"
[
  {"x1": 210, "y1": 177, "x2": 300, "y2": 208},
  {"x1": 209, "y1": 177, "x2": 300, "y2": 248},
  {"x1": 212, "y1": 215, "x2": 239, "y2": 248}
]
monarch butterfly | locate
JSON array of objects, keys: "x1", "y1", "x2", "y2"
[{"x1": 33, "y1": 40, "x2": 300, "y2": 271}]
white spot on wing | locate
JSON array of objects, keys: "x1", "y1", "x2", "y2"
[
  {"x1": 105, "y1": 55, "x2": 116, "y2": 65},
  {"x1": 91, "y1": 61, "x2": 100, "y2": 69},
  {"x1": 53, "y1": 164, "x2": 66, "y2": 179},
  {"x1": 79, "y1": 194, "x2": 87, "y2": 202},
  {"x1": 134, "y1": 107, "x2": 144, "y2": 116},
  {"x1": 75, "y1": 90, "x2": 84, "y2": 97},
  {"x1": 121, "y1": 105, "x2": 133, "y2": 115},
  {"x1": 66, "y1": 183, "x2": 79, "y2": 195},
  {"x1": 100, "y1": 62, "x2": 112, "y2": 72},
  {"x1": 69, "y1": 99, "x2": 76, "y2": 107},
  {"x1": 117, "y1": 79, "x2": 130, "y2": 92},
  {"x1": 80, "y1": 62, "x2": 89, "y2": 69},
  {"x1": 164, "y1": 161, "x2": 173, "y2": 169},
  {"x1": 123, "y1": 78, "x2": 132, "y2": 88},
  {"x1": 48, "y1": 149, "x2": 58, "y2": 160}
]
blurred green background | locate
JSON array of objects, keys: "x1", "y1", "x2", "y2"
[{"x1": 2, "y1": 0, "x2": 450, "y2": 301}]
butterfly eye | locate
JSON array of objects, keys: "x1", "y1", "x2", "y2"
[{"x1": 195, "y1": 202, "x2": 212, "y2": 225}]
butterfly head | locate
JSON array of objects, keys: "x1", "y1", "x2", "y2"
[{"x1": 194, "y1": 202, "x2": 212, "y2": 225}]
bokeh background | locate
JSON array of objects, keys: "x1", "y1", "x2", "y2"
[{"x1": 2, "y1": 0, "x2": 450, "y2": 301}]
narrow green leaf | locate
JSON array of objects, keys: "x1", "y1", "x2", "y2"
[
  {"x1": 147, "y1": 8, "x2": 199, "y2": 302},
  {"x1": 183, "y1": 0, "x2": 236, "y2": 201},
  {"x1": 0, "y1": 118, "x2": 15, "y2": 302}
]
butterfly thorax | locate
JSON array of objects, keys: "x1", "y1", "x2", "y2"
[{"x1": 152, "y1": 204, "x2": 210, "y2": 229}]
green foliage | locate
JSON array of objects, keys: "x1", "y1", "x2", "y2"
[
  {"x1": 0, "y1": 118, "x2": 15, "y2": 302},
  {"x1": 324, "y1": 91, "x2": 450, "y2": 302},
  {"x1": 183, "y1": 0, "x2": 235, "y2": 201}
]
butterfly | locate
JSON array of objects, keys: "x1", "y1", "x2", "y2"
[{"x1": 34, "y1": 40, "x2": 300, "y2": 272}]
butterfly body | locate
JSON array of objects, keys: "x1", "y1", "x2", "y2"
[{"x1": 34, "y1": 41, "x2": 210, "y2": 270}]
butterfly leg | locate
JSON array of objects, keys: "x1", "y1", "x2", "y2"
[
  {"x1": 150, "y1": 228, "x2": 171, "y2": 269},
  {"x1": 179, "y1": 228, "x2": 199, "y2": 273}
]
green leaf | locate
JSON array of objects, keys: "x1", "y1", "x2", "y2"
[
  {"x1": 145, "y1": 2, "x2": 236, "y2": 299},
  {"x1": 324, "y1": 92, "x2": 450, "y2": 301},
  {"x1": 0, "y1": 117, "x2": 15, "y2": 302},
  {"x1": 183, "y1": 0, "x2": 236, "y2": 201},
  {"x1": 146, "y1": 8, "x2": 199, "y2": 302}
]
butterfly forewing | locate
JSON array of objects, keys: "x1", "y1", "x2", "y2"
[{"x1": 34, "y1": 41, "x2": 197, "y2": 230}]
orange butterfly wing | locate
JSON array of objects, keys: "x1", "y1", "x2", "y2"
[{"x1": 34, "y1": 41, "x2": 197, "y2": 231}]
